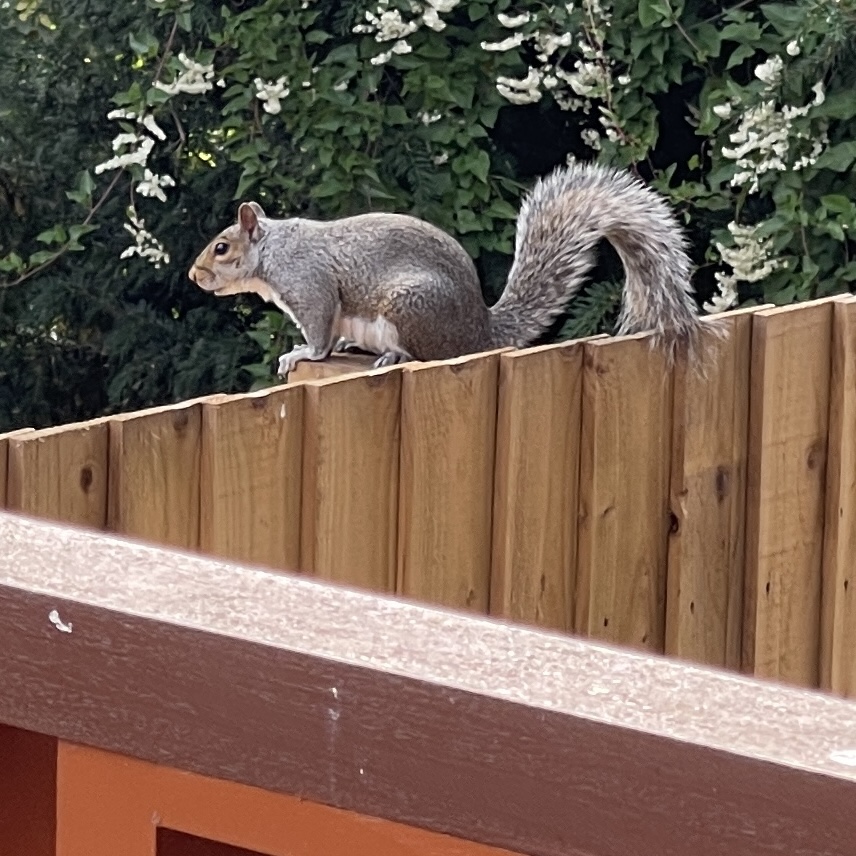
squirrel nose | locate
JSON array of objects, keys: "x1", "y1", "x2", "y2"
[{"x1": 188, "y1": 265, "x2": 198, "y2": 283}]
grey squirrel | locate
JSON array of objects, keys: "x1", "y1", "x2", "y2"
[{"x1": 189, "y1": 161, "x2": 713, "y2": 376}]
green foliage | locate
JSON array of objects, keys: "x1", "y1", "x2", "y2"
[{"x1": 2, "y1": 0, "x2": 855, "y2": 428}]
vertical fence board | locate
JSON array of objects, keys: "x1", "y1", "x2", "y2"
[
  {"x1": 6, "y1": 420, "x2": 109, "y2": 529},
  {"x1": 200, "y1": 385, "x2": 304, "y2": 572},
  {"x1": 491, "y1": 341, "x2": 588, "y2": 631},
  {"x1": 821, "y1": 297, "x2": 856, "y2": 696},
  {"x1": 576, "y1": 334, "x2": 673, "y2": 652},
  {"x1": 108, "y1": 402, "x2": 204, "y2": 550},
  {"x1": 743, "y1": 299, "x2": 834, "y2": 688},
  {"x1": 300, "y1": 369, "x2": 401, "y2": 591},
  {"x1": 666, "y1": 310, "x2": 760, "y2": 669},
  {"x1": 397, "y1": 352, "x2": 503, "y2": 612},
  {"x1": 0, "y1": 429, "x2": 34, "y2": 508}
]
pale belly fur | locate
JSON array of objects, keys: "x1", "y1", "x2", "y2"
[
  {"x1": 226, "y1": 277, "x2": 400, "y2": 354},
  {"x1": 336, "y1": 314, "x2": 401, "y2": 354}
]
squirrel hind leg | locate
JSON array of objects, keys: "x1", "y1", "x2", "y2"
[{"x1": 373, "y1": 349, "x2": 413, "y2": 368}]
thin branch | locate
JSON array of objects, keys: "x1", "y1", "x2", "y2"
[{"x1": 0, "y1": 169, "x2": 125, "y2": 290}]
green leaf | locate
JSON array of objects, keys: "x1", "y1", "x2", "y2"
[
  {"x1": 637, "y1": 0, "x2": 664, "y2": 28},
  {"x1": 35, "y1": 225, "x2": 67, "y2": 245},
  {"x1": 815, "y1": 142, "x2": 856, "y2": 172}
]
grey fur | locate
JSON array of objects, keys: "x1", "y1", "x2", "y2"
[{"x1": 189, "y1": 162, "x2": 718, "y2": 374}]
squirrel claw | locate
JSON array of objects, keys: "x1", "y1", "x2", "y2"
[{"x1": 373, "y1": 350, "x2": 413, "y2": 368}]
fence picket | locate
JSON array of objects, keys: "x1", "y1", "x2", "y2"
[
  {"x1": 0, "y1": 429, "x2": 34, "y2": 508},
  {"x1": 6, "y1": 420, "x2": 109, "y2": 529},
  {"x1": 200, "y1": 385, "x2": 304, "y2": 572},
  {"x1": 397, "y1": 351, "x2": 504, "y2": 612},
  {"x1": 301, "y1": 368, "x2": 401, "y2": 591},
  {"x1": 576, "y1": 333, "x2": 673, "y2": 652},
  {"x1": 108, "y1": 401, "x2": 207, "y2": 549},
  {"x1": 665, "y1": 310, "x2": 761, "y2": 668},
  {"x1": 491, "y1": 340, "x2": 590, "y2": 630},
  {"x1": 821, "y1": 297, "x2": 856, "y2": 696},
  {"x1": 743, "y1": 298, "x2": 835, "y2": 688}
]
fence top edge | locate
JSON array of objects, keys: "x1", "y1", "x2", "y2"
[{"x1": 1, "y1": 510, "x2": 856, "y2": 784}]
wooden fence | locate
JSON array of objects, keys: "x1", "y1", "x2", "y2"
[
  {"x1": 1, "y1": 295, "x2": 854, "y2": 695},
  {"x1": 2, "y1": 511, "x2": 856, "y2": 856}
]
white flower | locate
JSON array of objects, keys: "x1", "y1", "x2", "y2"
[
  {"x1": 497, "y1": 11, "x2": 530, "y2": 27},
  {"x1": 432, "y1": 152, "x2": 449, "y2": 165},
  {"x1": 422, "y1": 7, "x2": 445, "y2": 30},
  {"x1": 616, "y1": 74, "x2": 631, "y2": 86},
  {"x1": 153, "y1": 52, "x2": 215, "y2": 96},
  {"x1": 581, "y1": 127, "x2": 601, "y2": 150},
  {"x1": 708, "y1": 220, "x2": 785, "y2": 314},
  {"x1": 120, "y1": 208, "x2": 170, "y2": 269},
  {"x1": 254, "y1": 76, "x2": 290, "y2": 114},
  {"x1": 811, "y1": 81, "x2": 825, "y2": 106},
  {"x1": 94, "y1": 136, "x2": 154, "y2": 174},
  {"x1": 141, "y1": 113, "x2": 167, "y2": 141},
  {"x1": 111, "y1": 132, "x2": 140, "y2": 151},
  {"x1": 496, "y1": 67, "x2": 542, "y2": 104},
  {"x1": 107, "y1": 108, "x2": 136, "y2": 121},
  {"x1": 786, "y1": 40, "x2": 801, "y2": 56},
  {"x1": 135, "y1": 169, "x2": 176, "y2": 203},
  {"x1": 713, "y1": 103, "x2": 732, "y2": 119},
  {"x1": 754, "y1": 55, "x2": 783, "y2": 89},
  {"x1": 481, "y1": 33, "x2": 526, "y2": 52}
]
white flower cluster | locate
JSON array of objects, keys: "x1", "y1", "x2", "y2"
[
  {"x1": 254, "y1": 76, "x2": 290, "y2": 114},
  {"x1": 479, "y1": 0, "x2": 621, "y2": 146},
  {"x1": 719, "y1": 55, "x2": 827, "y2": 193},
  {"x1": 120, "y1": 208, "x2": 171, "y2": 269},
  {"x1": 354, "y1": 0, "x2": 460, "y2": 65},
  {"x1": 706, "y1": 220, "x2": 785, "y2": 313},
  {"x1": 136, "y1": 168, "x2": 176, "y2": 202},
  {"x1": 153, "y1": 52, "x2": 215, "y2": 96}
]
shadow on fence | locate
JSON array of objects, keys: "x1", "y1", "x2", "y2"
[{"x1": 1, "y1": 295, "x2": 854, "y2": 694}]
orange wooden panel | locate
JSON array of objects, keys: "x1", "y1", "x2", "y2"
[
  {"x1": 820, "y1": 297, "x2": 856, "y2": 696},
  {"x1": 56, "y1": 741, "x2": 522, "y2": 856},
  {"x1": 665, "y1": 309, "x2": 759, "y2": 669},
  {"x1": 743, "y1": 299, "x2": 834, "y2": 688},
  {"x1": 491, "y1": 340, "x2": 588, "y2": 630},
  {"x1": 0, "y1": 725, "x2": 56, "y2": 856},
  {"x1": 576, "y1": 333, "x2": 673, "y2": 652}
]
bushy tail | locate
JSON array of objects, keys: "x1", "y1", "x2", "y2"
[{"x1": 489, "y1": 161, "x2": 713, "y2": 364}]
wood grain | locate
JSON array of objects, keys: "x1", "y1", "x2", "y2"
[
  {"x1": 288, "y1": 354, "x2": 378, "y2": 383},
  {"x1": 0, "y1": 428, "x2": 34, "y2": 508},
  {"x1": 108, "y1": 401, "x2": 206, "y2": 549},
  {"x1": 576, "y1": 333, "x2": 673, "y2": 652},
  {"x1": 3, "y1": 511, "x2": 856, "y2": 856},
  {"x1": 6, "y1": 419, "x2": 109, "y2": 529},
  {"x1": 743, "y1": 298, "x2": 834, "y2": 688},
  {"x1": 491, "y1": 340, "x2": 589, "y2": 631},
  {"x1": 820, "y1": 297, "x2": 856, "y2": 696},
  {"x1": 397, "y1": 351, "x2": 504, "y2": 612},
  {"x1": 199, "y1": 385, "x2": 304, "y2": 572},
  {"x1": 301, "y1": 367, "x2": 401, "y2": 591},
  {"x1": 666, "y1": 310, "x2": 760, "y2": 669}
]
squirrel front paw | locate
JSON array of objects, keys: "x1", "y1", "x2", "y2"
[{"x1": 277, "y1": 345, "x2": 316, "y2": 377}]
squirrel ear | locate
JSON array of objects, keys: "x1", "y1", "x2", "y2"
[{"x1": 237, "y1": 202, "x2": 265, "y2": 242}]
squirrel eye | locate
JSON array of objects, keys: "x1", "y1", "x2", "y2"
[{"x1": 214, "y1": 241, "x2": 229, "y2": 256}]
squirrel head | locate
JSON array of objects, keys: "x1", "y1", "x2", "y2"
[{"x1": 188, "y1": 201, "x2": 269, "y2": 296}]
